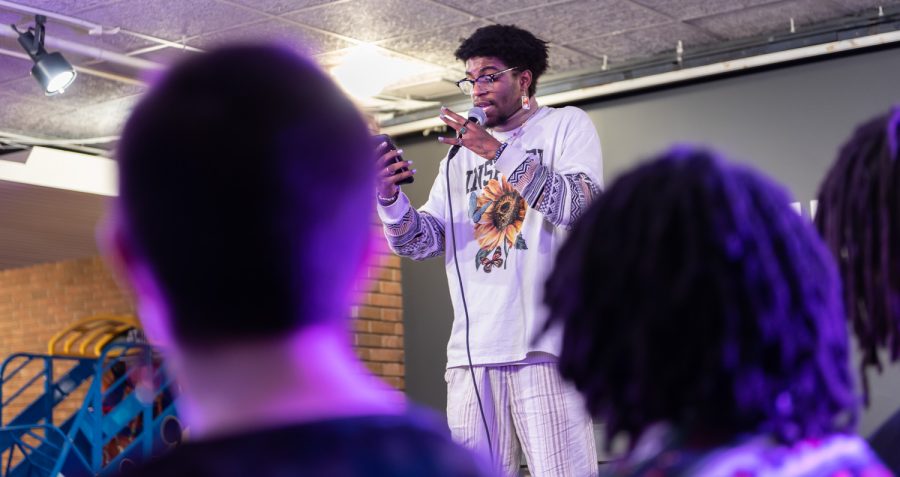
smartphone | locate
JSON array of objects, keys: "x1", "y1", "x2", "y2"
[{"x1": 373, "y1": 134, "x2": 414, "y2": 185}]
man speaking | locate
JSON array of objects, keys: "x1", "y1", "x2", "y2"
[{"x1": 376, "y1": 25, "x2": 603, "y2": 476}]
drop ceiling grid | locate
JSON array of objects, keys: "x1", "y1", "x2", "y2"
[{"x1": 0, "y1": 0, "x2": 898, "y2": 142}]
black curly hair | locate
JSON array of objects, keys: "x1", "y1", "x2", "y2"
[
  {"x1": 816, "y1": 107, "x2": 900, "y2": 402},
  {"x1": 454, "y1": 24, "x2": 549, "y2": 97},
  {"x1": 544, "y1": 146, "x2": 857, "y2": 449}
]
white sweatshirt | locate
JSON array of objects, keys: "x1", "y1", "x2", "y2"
[{"x1": 378, "y1": 106, "x2": 603, "y2": 368}]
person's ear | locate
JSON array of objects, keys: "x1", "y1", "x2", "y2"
[
  {"x1": 519, "y1": 70, "x2": 533, "y2": 95},
  {"x1": 97, "y1": 207, "x2": 176, "y2": 348}
]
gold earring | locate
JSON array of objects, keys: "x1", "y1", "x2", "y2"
[{"x1": 521, "y1": 94, "x2": 530, "y2": 111}]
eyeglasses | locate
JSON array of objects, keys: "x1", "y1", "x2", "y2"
[{"x1": 455, "y1": 66, "x2": 520, "y2": 95}]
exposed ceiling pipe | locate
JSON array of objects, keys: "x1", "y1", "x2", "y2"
[
  {"x1": 116, "y1": 29, "x2": 203, "y2": 53},
  {"x1": 0, "y1": 0, "x2": 201, "y2": 52},
  {"x1": 0, "y1": 131, "x2": 112, "y2": 156},
  {"x1": 0, "y1": 130, "x2": 119, "y2": 145},
  {"x1": 0, "y1": 46, "x2": 147, "y2": 86},
  {"x1": 0, "y1": 0, "x2": 113, "y2": 35},
  {"x1": 0, "y1": 26, "x2": 164, "y2": 70}
]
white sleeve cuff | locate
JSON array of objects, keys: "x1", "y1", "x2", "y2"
[{"x1": 377, "y1": 191, "x2": 412, "y2": 224}]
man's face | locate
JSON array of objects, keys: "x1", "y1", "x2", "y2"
[{"x1": 464, "y1": 56, "x2": 525, "y2": 128}]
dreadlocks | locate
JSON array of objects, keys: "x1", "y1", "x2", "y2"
[
  {"x1": 816, "y1": 107, "x2": 900, "y2": 401},
  {"x1": 545, "y1": 146, "x2": 857, "y2": 449}
]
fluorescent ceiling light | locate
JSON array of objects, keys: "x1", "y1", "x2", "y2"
[{"x1": 331, "y1": 44, "x2": 438, "y2": 99}]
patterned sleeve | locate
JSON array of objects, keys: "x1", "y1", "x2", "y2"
[
  {"x1": 499, "y1": 108, "x2": 603, "y2": 229},
  {"x1": 383, "y1": 205, "x2": 446, "y2": 260},
  {"x1": 506, "y1": 154, "x2": 601, "y2": 228},
  {"x1": 377, "y1": 160, "x2": 450, "y2": 261}
]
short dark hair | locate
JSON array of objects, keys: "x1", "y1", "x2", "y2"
[
  {"x1": 545, "y1": 146, "x2": 857, "y2": 448},
  {"x1": 816, "y1": 107, "x2": 900, "y2": 399},
  {"x1": 454, "y1": 24, "x2": 549, "y2": 97},
  {"x1": 118, "y1": 44, "x2": 374, "y2": 348}
]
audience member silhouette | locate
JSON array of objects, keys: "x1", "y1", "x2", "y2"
[
  {"x1": 102, "y1": 44, "x2": 492, "y2": 477},
  {"x1": 544, "y1": 146, "x2": 889, "y2": 477},
  {"x1": 816, "y1": 106, "x2": 900, "y2": 475}
]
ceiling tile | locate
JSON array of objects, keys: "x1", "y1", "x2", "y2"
[
  {"x1": 224, "y1": 0, "x2": 338, "y2": 16},
  {"x1": 0, "y1": 56, "x2": 32, "y2": 84},
  {"x1": 630, "y1": 0, "x2": 777, "y2": 21},
  {"x1": 50, "y1": 94, "x2": 140, "y2": 138},
  {"x1": 6, "y1": 17, "x2": 156, "y2": 55},
  {"x1": 0, "y1": 73, "x2": 145, "y2": 109},
  {"x1": 0, "y1": 93, "x2": 77, "y2": 139},
  {"x1": 430, "y1": 0, "x2": 561, "y2": 17},
  {"x1": 0, "y1": 6, "x2": 174, "y2": 54},
  {"x1": 378, "y1": 20, "x2": 490, "y2": 69},
  {"x1": 191, "y1": 18, "x2": 351, "y2": 56},
  {"x1": 1, "y1": 0, "x2": 125, "y2": 15},
  {"x1": 829, "y1": 0, "x2": 900, "y2": 13},
  {"x1": 0, "y1": 0, "x2": 896, "y2": 146},
  {"x1": 546, "y1": 45, "x2": 602, "y2": 75},
  {"x1": 494, "y1": 0, "x2": 671, "y2": 45},
  {"x1": 382, "y1": 79, "x2": 458, "y2": 100},
  {"x1": 75, "y1": 0, "x2": 266, "y2": 52},
  {"x1": 129, "y1": 46, "x2": 200, "y2": 66},
  {"x1": 284, "y1": 0, "x2": 470, "y2": 43},
  {"x1": 3, "y1": 6, "x2": 155, "y2": 53},
  {"x1": 382, "y1": 24, "x2": 604, "y2": 78},
  {"x1": 568, "y1": 22, "x2": 718, "y2": 65},
  {"x1": 0, "y1": 10, "x2": 26, "y2": 25},
  {"x1": 688, "y1": 0, "x2": 848, "y2": 40}
]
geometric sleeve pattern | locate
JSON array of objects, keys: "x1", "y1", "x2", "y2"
[
  {"x1": 563, "y1": 172, "x2": 601, "y2": 225},
  {"x1": 384, "y1": 207, "x2": 445, "y2": 260},
  {"x1": 507, "y1": 155, "x2": 549, "y2": 208},
  {"x1": 508, "y1": 157, "x2": 601, "y2": 230}
]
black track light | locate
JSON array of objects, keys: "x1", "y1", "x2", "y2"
[{"x1": 12, "y1": 15, "x2": 77, "y2": 95}]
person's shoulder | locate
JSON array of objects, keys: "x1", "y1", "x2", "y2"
[
  {"x1": 691, "y1": 433, "x2": 889, "y2": 477},
  {"x1": 547, "y1": 105, "x2": 591, "y2": 122},
  {"x1": 544, "y1": 106, "x2": 596, "y2": 132},
  {"x1": 120, "y1": 410, "x2": 493, "y2": 477},
  {"x1": 118, "y1": 446, "x2": 203, "y2": 477},
  {"x1": 339, "y1": 409, "x2": 495, "y2": 476}
]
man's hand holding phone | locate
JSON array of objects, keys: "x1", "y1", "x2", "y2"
[{"x1": 374, "y1": 134, "x2": 415, "y2": 203}]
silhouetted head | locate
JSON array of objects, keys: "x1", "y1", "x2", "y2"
[
  {"x1": 545, "y1": 146, "x2": 856, "y2": 448},
  {"x1": 816, "y1": 107, "x2": 900, "y2": 398},
  {"x1": 109, "y1": 44, "x2": 374, "y2": 350}
]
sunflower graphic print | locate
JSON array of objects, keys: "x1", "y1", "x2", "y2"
[{"x1": 469, "y1": 176, "x2": 528, "y2": 273}]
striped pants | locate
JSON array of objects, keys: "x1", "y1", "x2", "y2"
[{"x1": 445, "y1": 362, "x2": 598, "y2": 477}]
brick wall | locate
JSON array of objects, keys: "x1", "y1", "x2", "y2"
[
  {"x1": 0, "y1": 256, "x2": 136, "y2": 450},
  {"x1": 352, "y1": 223, "x2": 406, "y2": 390},
  {"x1": 0, "y1": 256, "x2": 136, "y2": 360},
  {"x1": 0, "y1": 226, "x2": 405, "y2": 423}
]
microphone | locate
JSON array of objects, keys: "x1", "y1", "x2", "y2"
[{"x1": 448, "y1": 107, "x2": 487, "y2": 160}]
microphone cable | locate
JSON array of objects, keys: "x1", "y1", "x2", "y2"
[{"x1": 446, "y1": 145, "x2": 493, "y2": 460}]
